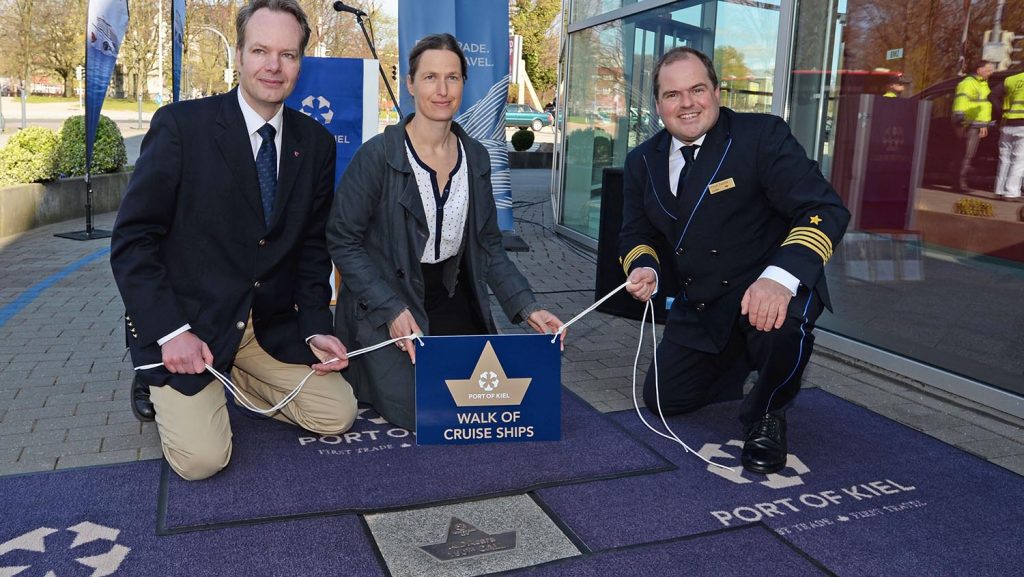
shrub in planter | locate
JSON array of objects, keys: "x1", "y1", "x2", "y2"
[
  {"x1": 0, "y1": 126, "x2": 60, "y2": 186},
  {"x1": 55, "y1": 114, "x2": 127, "y2": 177},
  {"x1": 511, "y1": 127, "x2": 535, "y2": 151}
]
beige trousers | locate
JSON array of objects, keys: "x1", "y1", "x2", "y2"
[{"x1": 149, "y1": 320, "x2": 357, "y2": 481}]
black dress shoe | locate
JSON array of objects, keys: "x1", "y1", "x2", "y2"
[
  {"x1": 742, "y1": 414, "x2": 787, "y2": 474},
  {"x1": 131, "y1": 376, "x2": 156, "y2": 422}
]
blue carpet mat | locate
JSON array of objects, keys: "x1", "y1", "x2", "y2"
[
  {"x1": 536, "y1": 389, "x2": 1024, "y2": 576},
  {"x1": 0, "y1": 461, "x2": 386, "y2": 576},
  {"x1": 159, "y1": 390, "x2": 672, "y2": 533},
  {"x1": 499, "y1": 524, "x2": 830, "y2": 576}
]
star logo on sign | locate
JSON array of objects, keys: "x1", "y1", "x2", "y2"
[
  {"x1": 445, "y1": 341, "x2": 531, "y2": 407},
  {"x1": 809, "y1": 215, "x2": 822, "y2": 225}
]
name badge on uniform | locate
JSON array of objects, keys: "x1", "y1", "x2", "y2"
[{"x1": 708, "y1": 178, "x2": 736, "y2": 194}]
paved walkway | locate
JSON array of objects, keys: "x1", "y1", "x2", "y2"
[{"x1": 0, "y1": 169, "x2": 1022, "y2": 478}]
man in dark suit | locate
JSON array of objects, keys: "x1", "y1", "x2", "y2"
[
  {"x1": 620, "y1": 47, "x2": 849, "y2": 474},
  {"x1": 110, "y1": 0, "x2": 356, "y2": 481}
]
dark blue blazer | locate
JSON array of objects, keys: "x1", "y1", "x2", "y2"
[
  {"x1": 619, "y1": 108, "x2": 849, "y2": 353},
  {"x1": 110, "y1": 89, "x2": 338, "y2": 395}
]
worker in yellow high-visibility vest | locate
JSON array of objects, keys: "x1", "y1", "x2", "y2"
[
  {"x1": 883, "y1": 75, "x2": 911, "y2": 98},
  {"x1": 951, "y1": 60, "x2": 995, "y2": 192},
  {"x1": 995, "y1": 68, "x2": 1024, "y2": 201}
]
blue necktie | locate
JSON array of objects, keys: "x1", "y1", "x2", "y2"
[{"x1": 256, "y1": 123, "x2": 277, "y2": 227}]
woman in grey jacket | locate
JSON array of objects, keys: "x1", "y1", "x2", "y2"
[{"x1": 327, "y1": 33, "x2": 562, "y2": 430}]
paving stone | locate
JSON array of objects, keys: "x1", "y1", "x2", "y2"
[
  {"x1": 34, "y1": 412, "x2": 108, "y2": 431},
  {"x1": 990, "y1": 455, "x2": 1024, "y2": 477},
  {"x1": 65, "y1": 422, "x2": 142, "y2": 442},
  {"x1": 2, "y1": 405, "x2": 76, "y2": 422},
  {"x1": 57, "y1": 449, "x2": 141, "y2": 470},
  {"x1": 44, "y1": 391, "x2": 116, "y2": 406},
  {"x1": 0, "y1": 447, "x2": 22, "y2": 464},
  {"x1": 21, "y1": 439, "x2": 101, "y2": 460},
  {"x1": 926, "y1": 425, "x2": 1004, "y2": 447},
  {"x1": 957, "y1": 437, "x2": 1024, "y2": 460},
  {"x1": 0, "y1": 459, "x2": 56, "y2": 475},
  {"x1": 364, "y1": 494, "x2": 579, "y2": 577}
]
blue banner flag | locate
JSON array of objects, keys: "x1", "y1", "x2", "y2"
[
  {"x1": 398, "y1": 0, "x2": 514, "y2": 231},
  {"x1": 284, "y1": 57, "x2": 380, "y2": 188},
  {"x1": 415, "y1": 334, "x2": 562, "y2": 445},
  {"x1": 171, "y1": 0, "x2": 185, "y2": 102},
  {"x1": 84, "y1": 0, "x2": 129, "y2": 176}
]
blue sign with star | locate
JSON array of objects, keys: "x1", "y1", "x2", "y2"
[{"x1": 415, "y1": 334, "x2": 562, "y2": 445}]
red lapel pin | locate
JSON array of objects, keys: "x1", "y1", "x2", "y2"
[{"x1": 294, "y1": 150, "x2": 300, "y2": 157}]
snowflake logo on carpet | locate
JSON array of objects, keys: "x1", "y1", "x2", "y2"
[
  {"x1": 478, "y1": 370, "x2": 500, "y2": 392},
  {"x1": 697, "y1": 439, "x2": 810, "y2": 489},
  {"x1": 300, "y1": 95, "x2": 334, "y2": 125},
  {"x1": 0, "y1": 522, "x2": 130, "y2": 576}
]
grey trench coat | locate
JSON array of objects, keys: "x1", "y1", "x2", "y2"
[{"x1": 327, "y1": 116, "x2": 537, "y2": 430}]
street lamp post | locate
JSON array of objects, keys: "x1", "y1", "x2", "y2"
[{"x1": 202, "y1": 26, "x2": 234, "y2": 90}]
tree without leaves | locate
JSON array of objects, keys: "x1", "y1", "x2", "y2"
[
  {"x1": 0, "y1": 0, "x2": 39, "y2": 93},
  {"x1": 512, "y1": 0, "x2": 560, "y2": 100},
  {"x1": 120, "y1": 0, "x2": 161, "y2": 99},
  {"x1": 38, "y1": 0, "x2": 85, "y2": 97}
]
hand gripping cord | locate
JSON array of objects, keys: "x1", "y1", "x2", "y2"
[{"x1": 133, "y1": 334, "x2": 425, "y2": 415}]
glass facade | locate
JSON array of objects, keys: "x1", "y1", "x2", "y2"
[
  {"x1": 560, "y1": 0, "x2": 780, "y2": 238},
  {"x1": 559, "y1": 0, "x2": 1024, "y2": 398}
]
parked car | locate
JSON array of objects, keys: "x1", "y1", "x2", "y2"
[{"x1": 505, "y1": 103, "x2": 554, "y2": 131}]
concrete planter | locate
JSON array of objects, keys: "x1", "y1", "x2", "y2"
[
  {"x1": 0, "y1": 171, "x2": 131, "y2": 239},
  {"x1": 508, "y1": 151, "x2": 553, "y2": 169}
]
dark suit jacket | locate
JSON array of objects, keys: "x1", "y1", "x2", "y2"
[
  {"x1": 110, "y1": 89, "x2": 338, "y2": 395},
  {"x1": 619, "y1": 108, "x2": 850, "y2": 353}
]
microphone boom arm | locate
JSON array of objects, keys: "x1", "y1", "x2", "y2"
[{"x1": 351, "y1": 11, "x2": 402, "y2": 119}]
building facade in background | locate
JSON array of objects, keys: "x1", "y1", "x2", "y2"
[{"x1": 555, "y1": 0, "x2": 1024, "y2": 411}]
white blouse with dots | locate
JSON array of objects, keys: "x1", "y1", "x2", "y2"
[{"x1": 405, "y1": 135, "x2": 470, "y2": 264}]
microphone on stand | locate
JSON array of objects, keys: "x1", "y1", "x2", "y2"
[{"x1": 333, "y1": 1, "x2": 367, "y2": 16}]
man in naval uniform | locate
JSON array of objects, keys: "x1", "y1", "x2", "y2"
[{"x1": 619, "y1": 47, "x2": 849, "y2": 474}]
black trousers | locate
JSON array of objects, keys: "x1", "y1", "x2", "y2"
[
  {"x1": 421, "y1": 257, "x2": 488, "y2": 336},
  {"x1": 643, "y1": 286, "x2": 823, "y2": 428}
]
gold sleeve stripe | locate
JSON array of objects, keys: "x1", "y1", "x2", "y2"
[
  {"x1": 785, "y1": 227, "x2": 833, "y2": 252},
  {"x1": 782, "y1": 236, "x2": 830, "y2": 263},
  {"x1": 622, "y1": 245, "x2": 659, "y2": 275},
  {"x1": 785, "y1": 231, "x2": 833, "y2": 259},
  {"x1": 782, "y1": 236, "x2": 831, "y2": 262},
  {"x1": 787, "y1": 227, "x2": 833, "y2": 248},
  {"x1": 782, "y1": 239, "x2": 829, "y2": 263}
]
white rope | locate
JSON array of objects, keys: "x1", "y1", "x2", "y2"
[
  {"x1": 550, "y1": 280, "x2": 630, "y2": 343},
  {"x1": 133, "y1": 333, "x2": 425, "y2": 415},
  {"x1": 630, "y1": 298, "x2": 731, "y2": 471}
]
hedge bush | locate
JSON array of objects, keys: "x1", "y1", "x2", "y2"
[
  {"x1": 511, "y1": 127, "x2": 535, "y2": 151},
  {"x1": 55, "y1": 114, "x2": 127, "y2": 177},
  {"x1": 0, "y1": 127, "x2": 60, "y2": 186}
]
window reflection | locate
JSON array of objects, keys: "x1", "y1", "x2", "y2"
[
  {"x1": 560, "y1": 0, "x2": 779, "y2": 238},
  {"x1": 789, "y1": 0, "x2": 1024, "y2": 394}
]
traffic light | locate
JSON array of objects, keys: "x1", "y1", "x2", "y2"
[
  {"x1": 983, "y1": 30, "x2": 1016, "y2": 71},
  {"x1": 391, "y1": 64, "x2": 398, "y2": 82}
]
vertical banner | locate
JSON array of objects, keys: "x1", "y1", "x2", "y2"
[
  {"x1": 84, "y1": 0, "x2": 129, "y2": 175},
  {"x1": 284, "y1": 56, "x2": 379, "y2": 303},
  {"x1": 398, "y1": 0, "x2": 514, "y2": 231},
  {"x1": 171, "y1": 0, "x2": 185, "y2": 102}
]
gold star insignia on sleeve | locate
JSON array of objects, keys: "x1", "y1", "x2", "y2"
[{"x1": 809, "y1": 215, "x2": 822, "y2": 225}]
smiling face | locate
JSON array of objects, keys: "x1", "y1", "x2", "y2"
[
  {"x1": 654, "y1": 56, "x2": 721, "y2": 144},
  {"x1": 407, "y1": 48, "x2": 464, "y2": 122},
  {"x1": 235, "y1": 8, "x2": 303, "y2": 120}
]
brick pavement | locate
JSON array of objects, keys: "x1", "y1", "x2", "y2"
[{"x1": 0, "y1": 169, "x2": 1021, "y2": 477}]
